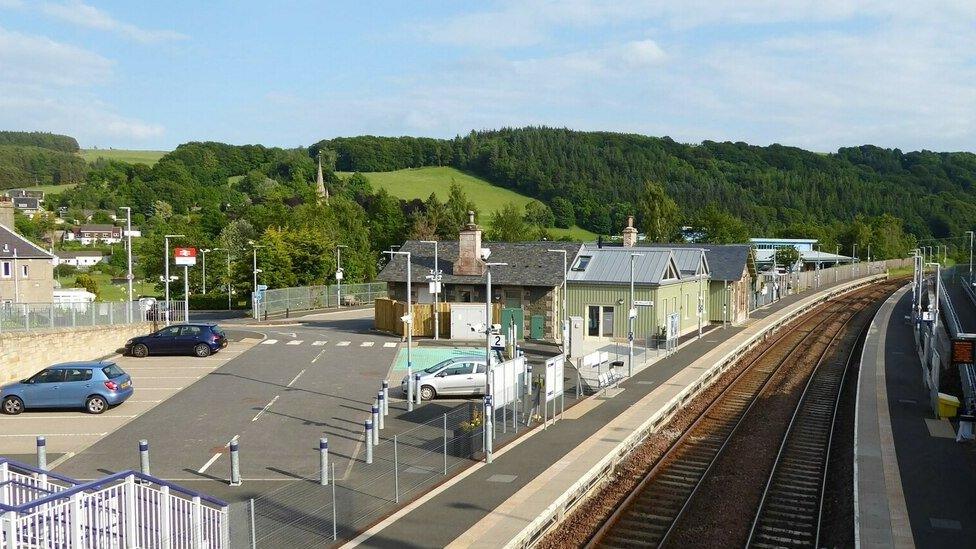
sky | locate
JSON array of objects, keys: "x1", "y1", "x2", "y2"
[{"x1": 0, "y1": 0, "x2": 974, "y2": 152}]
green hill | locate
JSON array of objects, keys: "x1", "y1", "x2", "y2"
[
  {"x1": 80, "y1": 149, "x2": 167, "y2": 165},
  {"x1": 338, "y1": 166, "x2": 596, "y2": 240}
]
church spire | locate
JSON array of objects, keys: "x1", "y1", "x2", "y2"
[{"x1": 316, "y1": 153, "x2": 329, "y2": 204}]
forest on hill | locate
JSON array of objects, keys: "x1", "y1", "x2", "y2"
[
  {"x1": 311, "y1": 128, "x2": 976, "y2": 241},
  {"x1": 0, "y1": 131, "x2": 86, "y2": 188}
]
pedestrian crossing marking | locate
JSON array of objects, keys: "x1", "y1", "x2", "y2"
[
  {"x1": 383, "y1": 342, "x2": 398, "y2": 348},
  {"x1": 337, "y1": 341, "x2": 351, "y2": 346},
  {"x1": 360, "y1": 341, "x2": 375, "y2": 347},
  {"x1": 286, "y1": 340, "x2": 303, "y2": 345},
  {"x1": 261, "y1": 339, "x2": 278, "y2": 345},
  {"x1": 312, "y1": 341, "x2": 328, "y2": 346}
]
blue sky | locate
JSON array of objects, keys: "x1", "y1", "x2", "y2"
[{"x1": 1, "y1": 1, "x2": 973, "y2": 152}]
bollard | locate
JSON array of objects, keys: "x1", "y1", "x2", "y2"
[
  {"x1": 319, "y1": 438, "x2": 329, "y2": 486},
  {"x1": 414, "y1": 373, "x2": 422, "y2": 405},
  {"x1": 377, "y1": 392, "x2": 385, "y2": 430},
  {"x1": 229, "y1": 437, "x2": 242, "y2": 486},
  {"x1": 382, "y1": 380, "x2": 390, "y2": 416},
  {"x1": 365, "y1": 420, "x2": 373, "y2": 464},
  {"x1": 139, "y1": 439, "x2": 151, "y2": 475},
  {"x1": 36, "y1": 436, "x2": 47, "y2": 470},
  {"x1": 371, "y1": 405, "x2": 380, "y2": 445}
]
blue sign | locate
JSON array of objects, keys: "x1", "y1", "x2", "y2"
[{"x1": 484, "y1": 394, "x2": 493, "y2": 409}]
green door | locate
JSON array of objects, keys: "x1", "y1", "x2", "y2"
[
  {"x1": 530, "y1": 315, "x2": 545, "y2": 340},
  {"x1": 500, "y1": 307, "x2": 524, "y2": 340}
]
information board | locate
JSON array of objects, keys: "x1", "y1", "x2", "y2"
[
  {"x1": 545, "y1": 354, "x2": 565, "y2": 403},
  {"x1": 952, "y1": 339, "x2": 975, "y2": 365}
]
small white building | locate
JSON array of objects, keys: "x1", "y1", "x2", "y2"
[
  {"x1": 52, "y1": 288, "x2": 96, "y2": 304},
  {"x1": 57, "y1": 250, "x2": 108, "y2": 268}
]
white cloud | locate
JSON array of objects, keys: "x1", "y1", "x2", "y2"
[
  {"x1": 41, "y1": 1, "x2": 186, "y2": 43},
  {"x1": 0, "y1": 26, "x2": 112, "y2": 86}
]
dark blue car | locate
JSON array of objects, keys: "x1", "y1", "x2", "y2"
[
  {"x1": 1, "y1": 362, "x2": 133, "y2": 415},
  {"x1": 125, "y1": 323, "x2": 228, "y2": 358}
]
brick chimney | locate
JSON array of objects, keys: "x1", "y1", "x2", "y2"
[
  {"x1": 622, "y1": 215, "x2": 638, "y2": 247},
  {"x1": 0, "y1": 197, "x2": 14, "y2": 230},
  {"x1": 455, "y1": 211, "x2": 486, "y2": 276}
]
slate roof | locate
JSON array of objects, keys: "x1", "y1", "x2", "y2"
[
  {"x1": 13, "y1": 197, "x2": 40, "y2": 210},
  {"x1": 377, "y1": 240, "x2": 582, "y2": 287},
  {"x1": 57, "y1": 250, "x2": 107, "y2": 258},
  {"x1": 567, "y1": 245, "x2": 679, "y2": 285},
  {"x1": 0, "y1": 223, "x2": 54, "y2": 260},
  {"x1": 78, "y1": 224, "x2": 118, "y2": 233}
]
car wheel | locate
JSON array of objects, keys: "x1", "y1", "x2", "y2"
[
  {"x1": 193, "y1": 343, "x2": 212, "y2": 358},
  {"x1": 86, "y1": 395, "x2": 107, "y2": 415},
  {"x1": 131, "y1": 344, "x2": 149, "y2": 358},
  {"x1": 2, "y1": 396, "x2": 24, "y2": 415},
  {"x1": 420, "y1": 385, "x2": 436, "y2": 401}
]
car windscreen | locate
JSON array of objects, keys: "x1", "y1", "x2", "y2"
[
  {"x1": 101, "y1": 363, "x2": 126, "y2": 379},
  {"x1": 423, "y1": 358, "x2": 458, "y2": 374}
]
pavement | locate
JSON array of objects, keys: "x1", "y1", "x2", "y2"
[
  {"x1": 345, "y1": 282, "x2": 869, "y2": 549},
  {"x1": 856, "y1": 286, "x2": 976, "y2": 548}
]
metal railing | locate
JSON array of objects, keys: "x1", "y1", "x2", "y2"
[
  {"x1": 750, "y1": 258, "x2": 911, "y2": 311},
  {"x1": 255, "y1": 283, "x2": 386, "y2": 318},
  {"x1": 0, "y1": 457, "x2": 228, "y2": 548},
  {"x1": 0, "y1": 300, "x2": 187, "y2": 333}
]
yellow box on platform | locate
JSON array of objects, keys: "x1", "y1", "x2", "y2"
[{"x1": 938, "y1": 393, "x2": 960, "y2": 419}]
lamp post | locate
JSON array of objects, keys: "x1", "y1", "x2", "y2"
[
  {"x1": 926, "y1": 262, "x2": 941, "y2": 332},
  {"x1": 385, "y1": 251, "x2": 414, "y2": 411},
  {"x1": 421, "y1": 241, "x2": 441, "y2": 340},
  {"x1": 163, "y1": 234, "x2": 185, "y2": 309},
  {"x1": 335, "y1": 245, "x2": 348, "y2": 308},
  {"x1": 484, "y1": 261, "x2": 507, "y2": 465},
  {"x1": 119, "y1": 207, "x2": 133, "y2": 319},
  {"x1": 226, "y1": 250, "x2": 232, "y2": 311},
  {"x1": 966, "y1": 231, "x2": 974, "y2": 283},
  {"x1": 547, "y1": 249, "x2": 568, "y2": 349},
  {"x1": 249, "y1": 242, "x2": 265, "y2": 320},
  {"x1": 629, "y1": 253, "x2": 644, "y2": 377}
]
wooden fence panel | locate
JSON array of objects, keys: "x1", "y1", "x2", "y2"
[{"x1": 373, "y1": 299, "x2": 504, "y2": 338}]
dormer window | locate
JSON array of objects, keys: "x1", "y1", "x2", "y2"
[{"x1": 572, "y1": 256, "x2": 592, "y2": 271}]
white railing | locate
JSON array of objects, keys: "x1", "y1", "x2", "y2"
[
  {"x1": 0, "y1": 300, "x2": 187, "y2": 333},
  {"x1": 0, "y1": 458, "x2": 227, "y2": 549}
]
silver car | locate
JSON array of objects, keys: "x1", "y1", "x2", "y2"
[{"x1": 402, "y1": 356, "x2": 488, "y2": 401}]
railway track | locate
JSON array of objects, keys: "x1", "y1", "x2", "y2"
[
  {"x1": 585, "y1": 281, "x2": 895, "y2": 549},
  {"x1": 745, "y1": 303, "x2": 873, "y2": 548}
]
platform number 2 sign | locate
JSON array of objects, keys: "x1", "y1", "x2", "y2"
[{"x1": 491, "y1": 334, "x2": 506, "y2": 350}]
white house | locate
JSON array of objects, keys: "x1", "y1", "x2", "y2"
[{"x1": 57, "y1": 250, "x2": 108, "y2": 268}]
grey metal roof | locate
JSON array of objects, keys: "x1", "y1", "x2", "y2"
[
  {"x1": 567, "y1": 245, "x2": 677, "y2": 285},
  {"x1": 642, "y1": 243, "x2": 752, "y2": 282},
  {"x1": 631, "y1": 247, "x2": 708, "y2": 277},
  {"x1": 0, "y1": 223, "x2": 54, "y2": 260},
  {"x1": 377, "y1": 240, "x2": 582, "y2": 287}
]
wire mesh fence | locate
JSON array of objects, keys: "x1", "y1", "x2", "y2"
[
  {"x1": 0, "y1": 300, "x2": 187, "y2": 333},
  {"x1": 256, "y1": 283, "x2": 387, "y2": 318},
  {"x1": 750, "y1": 258, "x2": 911, "y2": 311}
]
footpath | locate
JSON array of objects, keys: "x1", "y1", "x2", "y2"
[
  {"x1": 856, "y1": 287, "x2": 976, "y2": 548},
  {"x1": 345, "y1": 275, "x2": 885, "y2": 548}
]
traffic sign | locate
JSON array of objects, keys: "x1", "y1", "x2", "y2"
[
  {"x1": 490, "y1": 333, "x2": 506, "y2": 350},
  {"x1": 335, "y1": 269, "x2": 344, "y2": 281},
  {"x1": 257, "y1": 284, "x2": 268, "y2": 292},
  {"x1": 174, "y1": 247, "x2": 197, "y2": 266}
]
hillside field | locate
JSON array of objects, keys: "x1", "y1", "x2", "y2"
[
  {"x1": 338, "y1": 167, "x2": 596, "y2": 240},
  {"x1": 80, "y1": 149, "x2": 167, "y2": 165},
  {"x1": 15, "y1": 182, "x2": 78, "y2": 195}
]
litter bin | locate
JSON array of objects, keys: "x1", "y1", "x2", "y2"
[{"x1": 938, "y1": 393, "x2": 960, "y2": 419}]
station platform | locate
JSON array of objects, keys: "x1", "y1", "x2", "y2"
[
  {"x1": 344, "y1": 276, "x2": 886, "y2": 549},
  {"x1": 856, "y1": 286, "x2": 976, "y2": 548}
]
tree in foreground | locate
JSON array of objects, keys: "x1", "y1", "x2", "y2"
[{"x1": 636, "y1": 179, "x2": 680, "y2": 242}]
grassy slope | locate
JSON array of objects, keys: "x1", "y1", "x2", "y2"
[
  {"x1": 338, "y1": 167, "x2": 597, "y2": 240},
  {"x1": 18, "y1": 183, "x2": 78, "y2": 195},
  {"x1": 57, "y1": 272, "x2": 158, "y2": 301},
  {"x1": 79, "y1": 149, "x2": 167, "y2": 165}
]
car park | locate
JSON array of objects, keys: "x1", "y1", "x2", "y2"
[
  {"x1": 1, "y1": 361, "x2": 133, "y2": 415},
  {"x1": 402, "y1": 356, "x2": 490, "y2": 401},
  {"x1": 126, "y1": 323, "x2": 228, "y2": 358}
]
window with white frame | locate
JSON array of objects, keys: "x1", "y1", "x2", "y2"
[{"x1": 21, "y1": 264, "x2": 28, "y2": 278}]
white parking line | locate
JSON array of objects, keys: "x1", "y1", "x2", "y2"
[
  {"x1": 48, "y1": 452, "x2": 75, "y2": 469},
  {"x1": 312, "y1": 341, "x2": 328, "y2": 346},
  {"x1": 384, "y1": 342, "x2": 398, "y2": 348},
  {"x1": 0, "y1": 433, "x2": 107, "y2": 438},
  {"x1": 197, "y1": 453, "x2": 222, "y2": 474},
  {"x1": 311, "y1": 349, "x2": 327, "y2": 363},
  {"x1": 286, "y1": 340, "x2": 304, "y2": 346},
  {"x1": 251, "y1": 395, "x2": 280, "y2": 422},
  {"x1": 337, "y1": 341, "x2": 351, "y2": 346},
  {"x1": 261, "y1": 339, "x2": 279, "y2": 345},
  {"x1": 287, "y1": 369, "x2": 306, "y2": 387},
  {"x1": 360, "y1": 342, "x2": 374, "y2": 347}
]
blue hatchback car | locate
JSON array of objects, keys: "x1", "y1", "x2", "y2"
[
  {"x1": 0, "y1": 361, "x2": 133, "y2": 415},
  {"x1": 125, "y1": 323, "x2": 228, "y2": 358}
]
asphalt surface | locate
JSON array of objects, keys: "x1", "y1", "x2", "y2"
[
  {"x1": 885, "y1": 291, "x2": 976, "y2": 546},
  {"x1": 942, "y1": 268, "x2": 976, "y2": 333},
  {"x1": 54, "y1": 309, "x2": 403, "y2": 504}
]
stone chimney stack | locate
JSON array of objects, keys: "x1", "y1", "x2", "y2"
[
  {"x1": 622, "y1": 215, "x2": 638, "y2": 247},
  {"x1": 455, "y1": 211, "x2": 486, "y2": 276},
  {"x1": 0, "y1": 197, "x2": 14, "y2": 230}
]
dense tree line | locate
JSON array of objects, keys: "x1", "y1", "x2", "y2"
[
  {"x1": 0, "y1": 145, "x2": 87, "y2": 188},
  {"x1": 0, "y1": 131, "x2": 79, "y2": 152},
  {"x1": 312, "y1": 128, "x2": 976, "y2": 242}
]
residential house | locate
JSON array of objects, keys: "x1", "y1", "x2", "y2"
[
  {"x1": 6, "y1": 189, "x2": 44, "y2": 201},
  {"x1": 12, "y1": 197, "x2": 41, "y2": 217},
  {"x1": 0, "y1": 198, "x2": 54, "y2": 303},
  {"x1": 57, "y1": 250, "x2": 108, "y2": 268},
  {"x1": 66, "y1": 224, "x2": 123, "y2": 245},
  {"x1": 376, "y1": 213, "x2": 581, "y2": 340}
]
